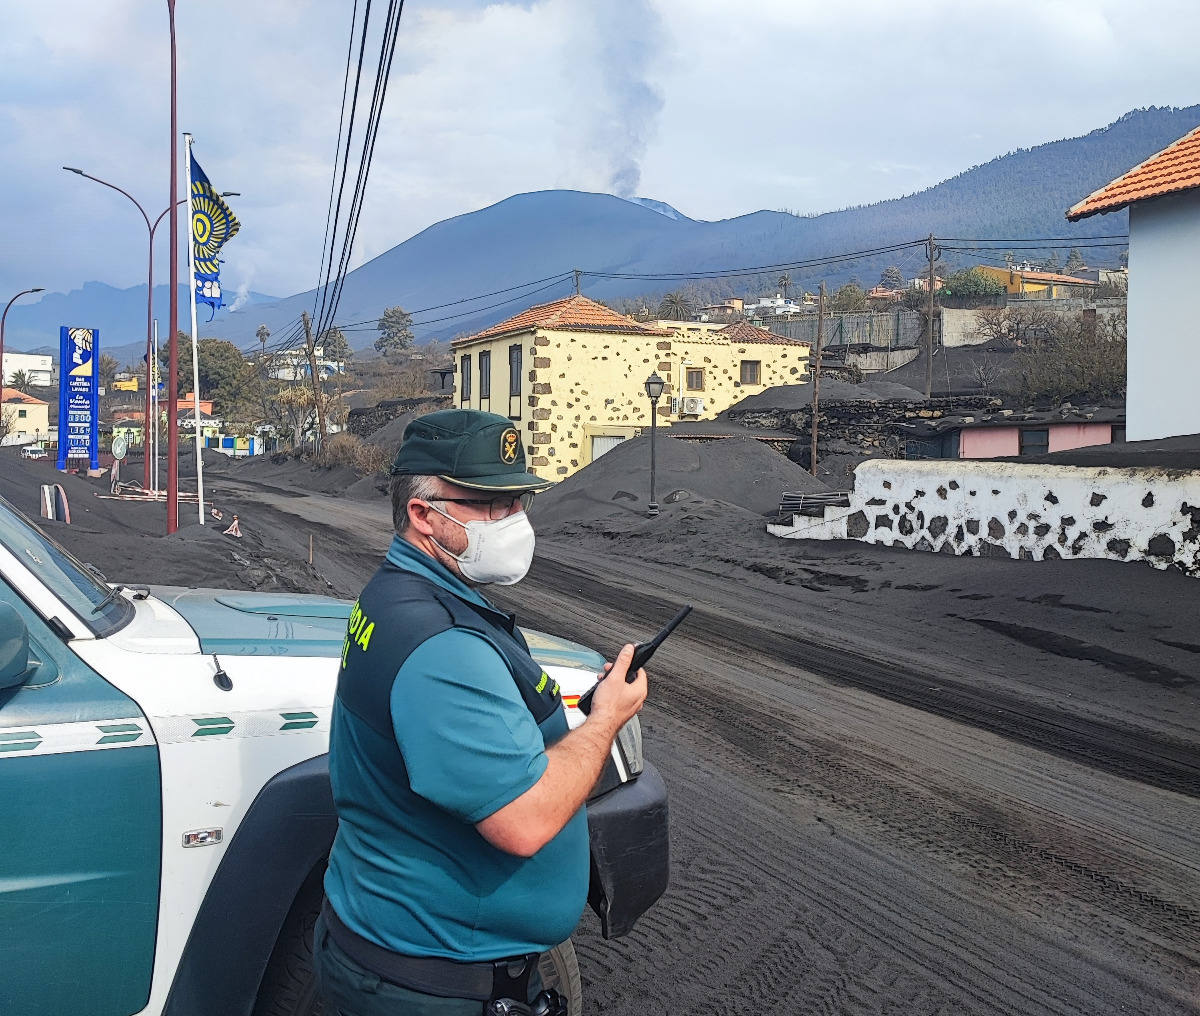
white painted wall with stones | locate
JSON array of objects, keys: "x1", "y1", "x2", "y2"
[{"x1": 768, "y1": 459, "x2": 1200, "y2": 577}]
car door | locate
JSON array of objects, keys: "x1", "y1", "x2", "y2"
[{"x1": 0, "y1": 581, "x2": 162, "y2": 1016}]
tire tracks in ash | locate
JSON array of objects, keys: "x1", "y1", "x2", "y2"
[{"x1": 495, "y1": 556, "x2": 1200, "y2": 1014}]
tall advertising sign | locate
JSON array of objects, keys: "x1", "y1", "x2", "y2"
[{"x1": 56, "y1": 326, "x2": 100, "y2": 470}]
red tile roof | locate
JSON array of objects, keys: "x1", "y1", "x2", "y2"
[
  {"x1": 1014, "y1": 269, "x2": 1098, "y2": 285},
  {"x1": 1, "y1": 387, "x2": 46, "y2": 405},
  {"x1": 716, "y1": 321, "x2": 811, "y2": 347},
  {"x1": 456, "y1": 295, "x2": 672, "y2": 345},
  {"x1": 1067, "y1": 123, "x2": 1200, "y2": 220}
]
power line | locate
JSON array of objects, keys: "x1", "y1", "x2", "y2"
[
  {"x1": 314, "y1": 0, "x2": 406, "y2": 346},
  {"x1": 339, "y1": 275, "x2": 574, "y2": 332},
  {"x1": 334, "y1": 271, "x2": 575, "y2": 330}
]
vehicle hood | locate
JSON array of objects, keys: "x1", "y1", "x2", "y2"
[
  {"x1": 154, "y1": 586, "x2": 607, "y2": 672},
  {"x1": 153, "y1": 587, "x2": 351, "y2": 657}
]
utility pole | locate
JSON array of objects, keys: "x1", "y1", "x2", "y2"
[
  {"x1": 810, "y1": 281, "x2": 825, "y2": 477},
  {"x1": 925, "y1": 233, "x2": 936, "y2": 400},
  {"x1": 301, "y1": 311, "x2": 327, "y2": 457}
]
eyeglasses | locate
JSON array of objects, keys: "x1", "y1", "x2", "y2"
[{"x1": 428, "y1": 491, "x2": 535, "y2": 520}]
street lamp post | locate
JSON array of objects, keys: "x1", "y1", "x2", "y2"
[
  {"x1": 0, "y1": 288, "x2": 46, "y2": 390},
  {"x1": 644, "y1": 371, "x2": 665, "y2": 518},
  {"x1": 63, "y1": 167, "x2": 237, "y2": 490}
]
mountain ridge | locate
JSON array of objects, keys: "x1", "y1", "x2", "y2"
[{"x1": 6, "y1": 104, "x2": 1197, "y2": 356}]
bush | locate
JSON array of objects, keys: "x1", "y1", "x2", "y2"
[
  {"x1": 1010, "y1": 312, "x2": 1126, "y2": 402},
  {"x1": 320, "y1": 433, "x2": 390, "y2": 476}
]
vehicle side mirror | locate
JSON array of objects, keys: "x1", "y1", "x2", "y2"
[{"x1": 0, "y1": 603, "x2": 34, "y2": 690}]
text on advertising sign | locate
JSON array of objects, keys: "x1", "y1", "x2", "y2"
[{"x1": 56, "y1": 326, "x2": 100, "y2": 470}]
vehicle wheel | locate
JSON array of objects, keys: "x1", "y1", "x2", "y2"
[
  {"x1": 538, "y1": 938, "x2": 583, "y2": 1015},
  {"x1": 253, "y1": 866, "x2": 325, "y2": 1016}
]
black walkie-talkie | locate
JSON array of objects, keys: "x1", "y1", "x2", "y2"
[{"x1": 576, "y1": 605, "x2": 692, "y2": 715}]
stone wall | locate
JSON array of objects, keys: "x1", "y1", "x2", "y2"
[
  {"x1": 729, "y1": 395, "x2": 1001, "y2": 456},
  {"x1": 346, "y1": 396, "x2": 449, "y2": 438},
  {"x1": 768, "y1": 459, "x2": 1200, "y2": 577}
]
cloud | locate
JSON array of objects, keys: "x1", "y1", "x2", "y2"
[{"x1": 0, "y1": 0, "x2": 1197, "y2": 310}]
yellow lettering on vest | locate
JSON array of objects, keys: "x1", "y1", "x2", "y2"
[
  {"x1": 535, "y1": 672, "x2": 548, "y2": 693},
  {"x1": 356, "y1": 621, "x2": 375, "y2": 652},
  {"x1": 550, "y1": 681, "x2": 560, "y2": 697}
]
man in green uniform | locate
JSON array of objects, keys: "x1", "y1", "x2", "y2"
[{"x1": 316, "y1": 409, "x2": 647, "y2": 1014}]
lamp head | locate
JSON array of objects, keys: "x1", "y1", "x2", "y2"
[
  {"x1": 644, "y1": 371, "x2": 665, "y2": 402},
  {"x1": 63, "y1": 167, "x2": 84, "y2": 175}
]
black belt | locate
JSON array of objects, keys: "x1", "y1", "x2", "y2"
[{"x1": 320, "y1": 899, "x2": 540, "y2": 1002}]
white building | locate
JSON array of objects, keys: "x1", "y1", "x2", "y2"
[
  {"x1": 1068, "y1": 124, "x2": 1200, "y2": 442},
  {"x1": 266, "y1": 346, "x2": 345, "y2": 381},
  {"x1": 1, "y1": 351, "x2": 54, "y2": 387}
]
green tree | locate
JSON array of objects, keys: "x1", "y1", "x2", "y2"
[
  {"x1": 160, "y1": 335, "x2": 250, "y2": 417},
  {"x1": 657, "y1": 291, "x2": 694, "y2": 321},
  {"x1": 880, "y1": 266, "x2": 905, "y2": 290},
  {"x1": 940, "y1": 268, "x2": 1005, "y2": 300},
  {"x1": 256, "y1": 324, "x2": 271, "y2": 358},
  {"x1": 830, "y1": 283, "x2": 867, "y2": 313},
  {"x1": 8, "y1": 369, "x2": 31, "y2": 393},
  {"x1": 1065, "y1": 248, "x2": 1085, "y2": 272},
  {"x1": 98, "y1": 354, "x2": 118, "y2": 390},
  {"x1": 375, "y1": 306, "x2": 414, "y2": 355},
  {"x1": 777, "y1": 273, "x2": 792, "y2": 300},
  {"x1": 320, "y1": 327, "x2": 352, "y2": 364},
  {"x1": 1044, "y1": 250, "x2": 1061, "y2": 272}
]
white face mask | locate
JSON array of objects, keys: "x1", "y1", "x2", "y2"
[{"x1": 426, "y1": 502, "x2": 536, "y2": 585}]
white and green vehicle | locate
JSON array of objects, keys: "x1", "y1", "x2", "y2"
[{"x1": 0, "y1": 493, "x2": 668, "y2": 1016}]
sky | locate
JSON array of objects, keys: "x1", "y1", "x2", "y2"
[{"x1": 1, "y1": 0, "x2": 1198, "y2": 308}]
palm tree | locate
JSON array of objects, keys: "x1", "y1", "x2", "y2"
[
  {"x1": 657, "y1": 291, "x2": 694, "y2": 321},
  {"x1": 8, "y1": 369, "x2": 31, "y2": 393},
  {"x1": 777, "y1": 273, "x2": 792, "y2": 300}
]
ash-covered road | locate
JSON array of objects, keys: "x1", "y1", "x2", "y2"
[
  {"x1": 193, "y1": 472, "x2": 1200, "y2": 1013},
  {"x1": 492, "y1": 547, "x2": 1200, "y2": 1016}
]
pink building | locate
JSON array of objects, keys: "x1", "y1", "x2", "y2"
[{"x1": 958, "y1": 422, "x2": 1118, "y2": 459}]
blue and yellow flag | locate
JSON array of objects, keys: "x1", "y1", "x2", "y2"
[{"x1": 190, "y1": 157, "x2": 240, "y2": 318}]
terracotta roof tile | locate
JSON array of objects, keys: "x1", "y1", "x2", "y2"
[
  {"x1": 1, "y1": 387, "x2": 46, "y2": 405},
  {"x1": 455, "y1": 295, "x2": 672, "y2": 345},
  {"x1": 1014, "y1": 269, "x2": 1098, "y2": 285},
  {"x1": 716, "y1": 321, "x2": 811, "y2": 347},
  {"x1": 1067, "y1": 123, "x2": 1200, "y2": 220}
]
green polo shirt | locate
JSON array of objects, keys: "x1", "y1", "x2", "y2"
[{"x1": 324, "y1": 537, "x2": 589, "y2": 960}]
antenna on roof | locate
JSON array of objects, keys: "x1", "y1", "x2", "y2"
[{"x1": 573, "y1": 269, "x2": 582, "y2": 295}]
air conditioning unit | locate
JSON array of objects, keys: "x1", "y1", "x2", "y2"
[{"x1": 681, "y1": 397, "x2": 705, "y2": 415}]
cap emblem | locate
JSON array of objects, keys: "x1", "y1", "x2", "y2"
[{"x1": 500, "y1": 428, "x2": 520, "y2": 464}]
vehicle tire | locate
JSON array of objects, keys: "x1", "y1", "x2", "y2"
[
  {"x1": 538, "y1": 939, "x2": 583, "y2": 1015},
  {"x1": 253, "y1": 865, "x2": 325, "y2": 1016}
]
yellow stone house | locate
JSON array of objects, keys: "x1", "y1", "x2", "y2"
[
  {"x1": 1, "y1": 387, "x2": 50, "y2": 446},
  {"x1": 451, "y1": 295, "x2": 810, "y2": 481},
  {"x1": 975, "y1": 265, "x2": 1099, "y2": 299}
]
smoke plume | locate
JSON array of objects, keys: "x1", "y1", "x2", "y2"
[{"x1": 565, "y1": 0, "x2": 665, "y2": 197}]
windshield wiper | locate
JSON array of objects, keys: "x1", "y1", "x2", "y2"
[{"x1": 91, "y1": 584, "x2": 127, "y2": 615}]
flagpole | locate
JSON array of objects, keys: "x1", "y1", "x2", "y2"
[
  {"x1": 185, "y1": 133, "x2": 206, "y2": 525},
  {"x1": 166, "y1": 0, "x2": 180, "y2": 533}
]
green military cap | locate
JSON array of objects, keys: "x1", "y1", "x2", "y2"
[{"x1": 390, "y1": 409, "x2": 551, "y2": 492}]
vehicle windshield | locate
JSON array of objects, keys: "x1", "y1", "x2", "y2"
[{"x1": 0, "y1": 492, "x2": 132, "y2": 636}]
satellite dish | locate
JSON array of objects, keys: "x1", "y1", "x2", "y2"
[{"x1": 112, "y1": 435, "x2": 128, "y2": 460}]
